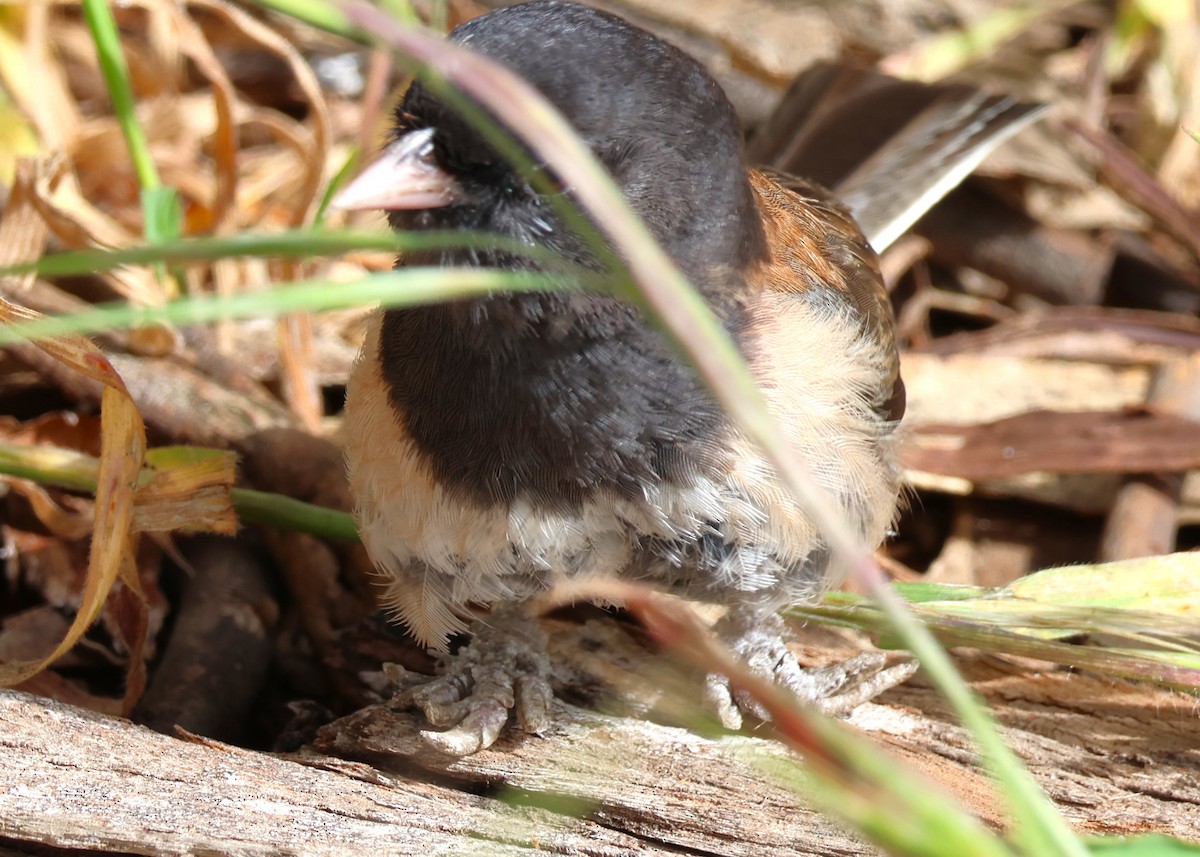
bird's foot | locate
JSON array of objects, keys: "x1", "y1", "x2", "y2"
[
  {"x1": 384, "y1": 604, "x2": 553, "y2": 755},
  {"x1": 702, "y1": 606, "x2": 918, "y2": 730}
]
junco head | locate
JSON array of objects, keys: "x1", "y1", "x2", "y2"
[{"x1": 340, "y1": 1, "x2": 765, "y2": 288}]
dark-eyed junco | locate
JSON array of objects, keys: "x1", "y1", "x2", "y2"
[{"x1": 334, "y1": 0, "x2": 1032, "y2": 754}]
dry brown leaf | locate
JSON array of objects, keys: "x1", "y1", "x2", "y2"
[
  {"x1": 25, "y1": 157, "x2": 163, "y2": 307},
  {"x1": 190, "y1": 0, "x2": 331, "y2": 427},
  {"x1": 0, "y1": 411, "x2": 103, "y2": 456},
  {"x1": 133, "y1": 447, "x2": 238, "y2": 535},
  {"x1": 1, "y1": 478, "x2": 94, "y2": 541},
  {"x1": 0, "y1": 159, "x2": 149, "y2": 690},
  {"x1": 0, "y1": 3, "x2": 80, "y2": 150},
  {"x1": 164, "y1": 2, "x2": 239, "y2": 234}
]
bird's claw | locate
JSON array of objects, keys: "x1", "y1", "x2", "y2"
[
  {"x1": 703, "y1": 607, "x2": 917, "y2": 730},
  {"x1": 384, "y1": 606, "x2": 552, "y2": 755}
]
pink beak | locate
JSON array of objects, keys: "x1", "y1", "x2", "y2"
[{"x1": 332, "y1": 128, "x2": 463, "y2": 211}]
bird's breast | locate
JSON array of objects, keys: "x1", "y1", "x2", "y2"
[
  {"x1": 343, "y1": 284, "x2": 900, "y2": 648},
  {"x1": 344, "y1": 308, "x2": 751, "y2": 644},
  {"x1": 372, "y1": 295, "x2": 733, "y2": 509}
]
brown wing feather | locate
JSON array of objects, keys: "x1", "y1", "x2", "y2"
[{"x1": 747, "y1": 168, "x2": 905, "y2": 423}]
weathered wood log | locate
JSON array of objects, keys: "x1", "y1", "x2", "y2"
[{"x1": 2, "y1": 616, "x2": 1198, "y2": 855}]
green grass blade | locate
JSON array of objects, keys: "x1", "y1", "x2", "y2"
[
  {"x1": 0, "y1": 441, "x2": 358, "y2": 543},
  {"x1": 0, "y1": 228, "x2": 570, "y2": 280},
  {"x1": 0, "y1": 267, "x2": 565, "y2": 346},
  {"x1": 81, "y1": 0, "x2": 158, "y2": 191}
]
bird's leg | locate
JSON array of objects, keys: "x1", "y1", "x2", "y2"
[
  {"x1": 385, "y1": 603, "x2": 553, "y2": 755},
  {"x1": 702, "y1": 604, "x2": 918, "y2": 730}
]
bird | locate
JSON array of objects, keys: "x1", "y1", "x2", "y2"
[{"x1": 333, "y1": 0, "x2": 1017, "y2": 755}]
